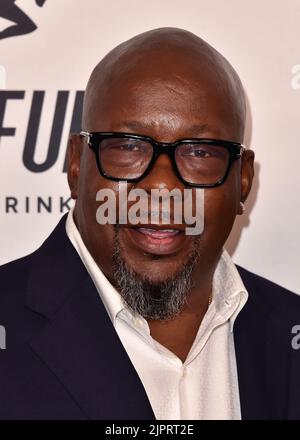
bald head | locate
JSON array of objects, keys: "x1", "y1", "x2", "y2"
[{"x1": 82, "y1": 27, "x2": 246, "y2": 140}]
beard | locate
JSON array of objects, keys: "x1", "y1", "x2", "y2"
[{"x1": 111, "y1": 225, "x2": 202, "y2": 321}]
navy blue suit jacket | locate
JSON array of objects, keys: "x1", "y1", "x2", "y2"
[{"x1": 1, "y1": 213, "x2": 300, "y2": 420}]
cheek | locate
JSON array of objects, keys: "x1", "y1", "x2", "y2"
[
  {"x1": 77, "y1": 150, "x2": 120, "y2": 220},
  {"x1": 75, "y1": 152, "x2": 119, "y2": 278},
  {"x1": 203, "y1": 169, "x2": 240, "y2": 245},
  {"x1": 204, "y1": 188, "x2": 236, "y2": 224}
]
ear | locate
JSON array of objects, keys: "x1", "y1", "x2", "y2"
[
  {"x1": 238, "y1": 149, "x2": 255, "y2": 215},
  {"x1": 67, "y1": 133, "x2": 83, "y2": 200}
]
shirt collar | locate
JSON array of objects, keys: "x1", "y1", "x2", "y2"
[
  {"x1": 65, "y1": 206, "x2": 248, "y2": 331},
  {"x1": 211, "y1": 249, "x2": 248, "y2": 332}
]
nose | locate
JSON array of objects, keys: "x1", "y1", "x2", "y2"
[{"x1": 137, "y1": 152, "x2": 185, "y2": 194}]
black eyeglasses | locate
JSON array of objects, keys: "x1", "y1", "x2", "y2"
[{"x1": 80, "y1": 131, "x2": 245, "y2": 188}]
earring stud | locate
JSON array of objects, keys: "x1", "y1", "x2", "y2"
[{"x1": 240, "y1": 201, "x2": 245, "y2": 214}]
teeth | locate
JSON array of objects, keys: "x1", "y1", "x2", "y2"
[{"x1": 138, "y1": 227, "x2": 180, "y2": 233}]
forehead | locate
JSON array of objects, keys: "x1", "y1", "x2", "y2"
[{"x1": 84, "y1": 52, "x2": 244, "y2": 142}]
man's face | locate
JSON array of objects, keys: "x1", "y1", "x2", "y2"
[{"x1": 68, "y1": 51, "x2": 254, "y2": 318}]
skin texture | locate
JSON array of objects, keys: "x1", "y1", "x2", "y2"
[{"x1": 67, "y1": 27, "x2": 254, "y2": 362}]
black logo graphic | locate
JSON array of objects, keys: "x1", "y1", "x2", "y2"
[
  {"x1": 0, "y1": 0, "x2": 47, "y2": 40},
  {"x1": 0, "y1": 90, "x2": 84, "y2": 172}
]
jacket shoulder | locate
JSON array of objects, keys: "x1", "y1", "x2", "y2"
[
  {"x1": 0, "y1": 214, "x2": 68, "y2": 300},
  {"x1": 0, "y1": 254, "x2": 35, "y2": 314},
  {"x1": 236, "y1": 264, "x2": 300, "y2": 310},
  {"x1": 0, "y1": 254, "x2": 32, "y2": 289}
]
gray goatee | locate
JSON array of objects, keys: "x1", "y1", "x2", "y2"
[{"x1": 112, "y1": 226, "x2": 201, "y2": 321}]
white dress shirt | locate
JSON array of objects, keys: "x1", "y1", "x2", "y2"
[{"x1": 65, "y1": 206, "x2": 248, "y2": 420}]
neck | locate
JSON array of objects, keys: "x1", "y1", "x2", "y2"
[{"x1": 145, "y1": 258, "x2": 219, "y2": 362}]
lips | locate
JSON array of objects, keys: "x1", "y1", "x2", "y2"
[
  {"x1": 122, "y1": 224, "x2": 189, "y2": 256},
  {"x1": 137, "y1": 227, "x2": 180, "y2": 239}
]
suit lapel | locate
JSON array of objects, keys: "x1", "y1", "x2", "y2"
[{"x1": 27, "y1": 214, "x2": 155, "y2": 420}]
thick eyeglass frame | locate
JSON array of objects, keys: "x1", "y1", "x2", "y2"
[{"x1": 80, "y1": 130, "x2": 246, "y2": 188}]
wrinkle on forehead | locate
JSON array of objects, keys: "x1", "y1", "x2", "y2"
[{"x1": 82, "y1": 27, "x2": 246, "y2": 137}]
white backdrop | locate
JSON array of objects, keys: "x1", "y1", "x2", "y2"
[{"x1": 0, "y1": 0, "x2": 299, "y2": 293}]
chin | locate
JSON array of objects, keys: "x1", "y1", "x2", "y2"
[{"x1": 124, "y1": 253, "x2": 191, "y2": 284}]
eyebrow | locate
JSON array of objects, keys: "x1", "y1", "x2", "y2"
[{"x1": 122, "y1": 120, "x2": 214, "y2": 137}]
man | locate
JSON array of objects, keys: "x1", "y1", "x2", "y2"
[{"x1": 0, "y1": 27, "x2": 300, "y2": 420}]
